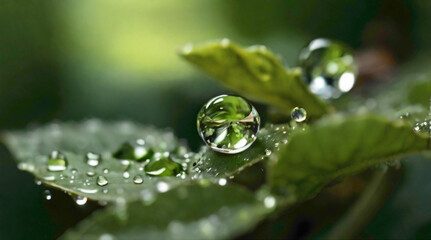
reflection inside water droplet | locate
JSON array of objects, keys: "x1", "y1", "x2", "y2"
[
  {"x1": 291, "y1": 107, "x2": 307, "y2": 123},
  {"x1": 197, "y1": 95, "x2": 260, "y2": 154},
  {"x1": 299, "y1": 38, "x2": 357, "y2": 99}
]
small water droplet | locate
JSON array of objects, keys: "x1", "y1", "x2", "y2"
[
  {"x1": 85, "y1": 152, "x2": 101, "y2": 167},
  {"x1": 291, "y1": 107, "x2": 307, "y2": 123},
  {"x1": 263, "y1": 195, "x2": 276, "y2": 209},
  {"x1": 44, "y1": 189, "x2": 52, "y2": 200},
  {"x1": 75, "y1": 196, "x2": 88, "y2": 205},
  {"x1": 265, "y1": 149, "x2": 272, "y2": 156},
  {"x1": 71, "y1": 168, "x2": 78, "y2": 174},
  {"x1": 133, "y1": 175, "x2": 143, "y2": 184},
  {"x1": 156, "y1": 181, "x2": 169, "y2": 193},
  {"x1": 218, "y1": 178, "x2": 227, "y2": 186},
  {"x1": 97, "y1": 176, "x2": 108, "y2": 186},
  {"x1": 86, "y1": 171, "x2": 95, "y2": 177},
  {"x1": 113, "y1": 140, "x2": 153, "y2": 161},
  {"x1": 34, "y1": 179, "x2": 42, "y2": 185},
  {"x1": 123, "y1": 171, "x2": 130, "y2": 179},
  {"x1": 144, "y1": 156, "x2": 184, "y2": 177},
  {"x1": 197, "y1": 95, "x2": 260, "y2": 154},
  {"x1": 103, "y1": 168, "x2": 109, "y2": 174},
  {"x1": 47, "y1": 150, "x2": 68, "y2": 172}
]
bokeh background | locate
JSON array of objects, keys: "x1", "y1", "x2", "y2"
[{"x1": 1, "y1": 0, "x2": 431, "y2": 239}]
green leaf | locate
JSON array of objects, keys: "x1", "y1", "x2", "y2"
[
  {"x1": 60, "y1": 183, "x2": 269, "y2": 240},
  {"x1": 1, "y1": 120, "x2": 194, "y2": 202},
  {"x1": 195, "y1": 123, "x2": 290, "y2": 178},
  {"x1": 179, "y1": 39, "x2": 331, "y2": 118},
  {"x1": 268, "y1": 114, "x2": 429, "y2": 200}
]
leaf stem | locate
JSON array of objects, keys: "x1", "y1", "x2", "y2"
[{"x1": 325, "y1": 168, "x2": 398, "y2": 239}]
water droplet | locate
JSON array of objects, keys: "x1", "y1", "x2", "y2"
[
  {"x1": 103, "y1": 168, "x2": 109, "y2": 174},
  {"x1": 265, "y1": 149, "x2": 272, "y2": 156},
  {"x1": 133, "y1": 175, "x2": 143, "y2": 184},
  {"x1": 113, "y1": 140, "x2": 154, "y2": 161},
  {"x1": 71, "y1": 168, "x2": 78, "y2": 174},
  {"x1": 44, "y1": 189, "x2": 52, "y2": 200},
  {"x1": 47, "y1": 150, "x2": 68, "y2": 172},
  {"x1": 197, "y1": 95, "x2": 260, "y2": 154},
  {"x1": 99, "y1": 233, "x2": 114, "y2": 240},
  {"x1": 156, "y1": 181, "x2": 169, "y2": 193},
  {"x1": 123, "y1": 171, "x2": 130, "y2": 179},
  {"x1": 291, "y1": 107, "x2": 307, "y2": 122},
  {"x1": 263, "y1": 195, "x2": 276, "y2": 209},
  {"x1": 75, "y1": 196, "x2": 88, "y2": 205},
  {"x1": 85, "y1": 152, "x2": 101, "y2": 167},
  {"x1": 97, "y1": 176, "x2": 108, "y2": 186},
  {"x1": 218, "y1": 178, "x2": 227, "y2": 186},
  {"x1": 86, "y1": 171, "x2": 95, "y2": 177},
  {"x1": 299, "y1": 38, "x2": 357, "y2": 99},
  {"x1": 144, "y1": 156, "x2": 184, "y2": 177},
  {"x1": 34, "y1": 179, "x2": 42, "y2": 185}
]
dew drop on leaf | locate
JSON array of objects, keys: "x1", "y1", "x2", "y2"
[
  {"x1": 144, "y1": 155, "x2": 184, "y2": 177},
  {"x1": 197, "y1": 95, "x2": 260, "y2": 154},
  {"x1": 133, "y1": 175, "x2": 143, "y2": 184},
  {"x1": 122, "y1": 171, "x2": 130, "y2": 179},
  {"x1": 47, "y1": 150, "x2": 68, "y2": 172},
  {"x1": 291, "y1": 107, "x2": 307, "y2": 122},
  {"x1": 85, "y1": 152, "x2": 101, "y2": 167},
  {"x1": 265, "y1": 149, "x2": 272, "y2": 156},
  {"x1": 113, "y1": 140, "x2": 154, "y2": 161},
  {"x1": 156, "y1": 181, "x2": 169, "y2": 193},
  {"x1": 96, "y1": 176, "x2": 108, "y2": 186},
  {"x1": 299, "y1": 38, "x2": 357, "y2": 99}
]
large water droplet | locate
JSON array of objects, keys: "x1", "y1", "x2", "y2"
[
  {"x1": 197, "y1": 95, "x2": 260, "y2": 154},
  {"x1": 97, "y1": 176, "x2": 108, "y2": 186},
  {"x1": 47, "y1": 150, "x2": 68, "y2": 172},
  {"x1": 299, "y1": 38, "x2": 357, "y2": 99},
  {"x1": 85, "y1": 152, "x2": 101, "y2": 167},
  {"x1": 144, "y1": 155, "x2": 184, "y2": 177},
  {"x1": 113, "y1": 139, "x2": 154, "y2": 161},
  {"x1": 291, "y1": 107, "x2": 307, "y2": 122}
]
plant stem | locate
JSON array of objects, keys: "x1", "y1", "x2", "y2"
[{"x1": 325, "y1": 168, "x2": 397, "y2": 239}]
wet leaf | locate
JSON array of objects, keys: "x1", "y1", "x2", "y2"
[
  {"x1": 61, "y1": 184, "x2": 269, "y2": 240},
  {"x1": 195, "y1": 123, "x2": 291, "y2": 178},
  {"x1": 179, "y1": 39, "x2": 331, "y2": 118},
  {"x1": 268, "y1": 114, "x2": 429, "y2": 200},
  {"x1": 1, "y1": 120, "x2": 194, "y2": 202}
]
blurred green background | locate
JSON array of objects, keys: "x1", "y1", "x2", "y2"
[{"x1": 1, "y1": 0, "x2": 431, "y2": 239}]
